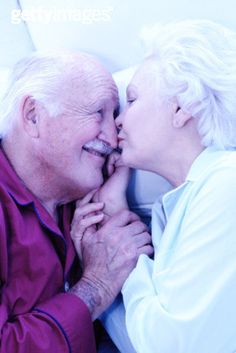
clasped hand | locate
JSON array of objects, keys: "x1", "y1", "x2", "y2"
[{"x1": 70, "y1": 152, "x2": 153, "y2": 316}]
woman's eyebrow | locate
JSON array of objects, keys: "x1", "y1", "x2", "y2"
[{"x1": 126, "y1": 84, "x2": 136, "y2": 97}]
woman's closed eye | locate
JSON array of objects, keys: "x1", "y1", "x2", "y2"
[
  {"x1": 126, "y1": 97, "x2": 136, "y2": 105},
  {"x1": 126, "y1": 84, "x2": 137, "y2": 106}
]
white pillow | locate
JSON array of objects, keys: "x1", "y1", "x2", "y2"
[
  {"x1": 113, "y1": 68, "x2": 172, "y2": 219},
  {"x1": 0, "y1": 67, "x2": 10, "y2": 101},
  {"x1": 0, "y1": 0, "x2": 34, "y2": 68},
  {"x1": 19, "y1": 0, "x2": 236, "y2": 73}
]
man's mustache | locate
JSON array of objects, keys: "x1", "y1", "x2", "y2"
[{"x1": 83, "y1": 138, "x2": 114, "y2": 155}]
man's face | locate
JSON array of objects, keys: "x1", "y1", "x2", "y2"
[
  {"x1": 36, "y1": 64, "x2": 119, "y2": 201},
  {"x1": 116, "y1": 59, "x2": 175, "y2": 174}
]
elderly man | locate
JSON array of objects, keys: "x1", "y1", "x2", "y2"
[{"x1": 0, "y1": 52, "x2": 152, "y2": 352}]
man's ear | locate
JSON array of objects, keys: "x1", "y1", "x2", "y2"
[
  {"x1": 172, "y1": 105, "x2": 192, "y2": 129},
  {"x1": 21, "y1": 96, "x2": 40, "y2": 138}
]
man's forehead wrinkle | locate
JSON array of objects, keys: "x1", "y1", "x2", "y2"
[
  {"x1": 64, "y1": 82, "x2": 117, "y2": 108},
  {"x1": 65, "y1": 66, "x2": 117, "y2": 93},
  {"x1": 60, "y1": 53, "x2": 108, "y2": 88},
  {"x1": 78, "y1": 78, "x2": 118, "y2": 108},
  {"x1": 59, "y1": 60, "x2": 118, "y2": 116},
  {"x1": 62, "y1": 101, "x2": 86, "y2": 116}
]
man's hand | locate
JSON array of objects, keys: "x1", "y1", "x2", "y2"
[
  {"x1": 93, "y1": 152, "x2": 130, "y2": 221},
  {"x1": 70, "y1": 209, "x2": 153, "y2": 320},
  {"x1": 71, "y1": 189, "x2": 104, "y2": 260}
]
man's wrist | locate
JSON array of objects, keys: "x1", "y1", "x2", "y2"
[
  {"x1": 69, "y1": 275, "x2": 113, "y2": 321},
  {"x1": 69, "y1": 278, "x2": 101, "y2": 321}
]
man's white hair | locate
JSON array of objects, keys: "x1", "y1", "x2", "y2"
[
  {"x1": 0, "y1": 51, "x2": 95, "y2": 138},
  {"x1": 141, "y1": 20, "x2": 236, "y2": 149}
]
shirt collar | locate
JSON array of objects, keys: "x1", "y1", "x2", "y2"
[
  {"x1": 161, "y1": 146, "x2": 226, "y2": 220},
  {"x1": 186, "y1": 146, "x2": 226, "y2": 182},
  {"x1": 0, "y1": 145, "x2": 69, "y2": 236},
  {"x1": 0, "y1": 146, "x2": 35, "y2": 205}
]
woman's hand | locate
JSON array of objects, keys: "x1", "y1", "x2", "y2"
[{"x1": 93, "y1": 151, "x2": 130, "y2": 222}]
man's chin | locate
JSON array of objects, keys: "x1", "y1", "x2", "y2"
[{"x1": 88, "y1": 175, "x2": 104, "y2": 191}]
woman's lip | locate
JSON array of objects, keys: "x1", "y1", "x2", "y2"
[
  {"x1": 118, "y1": 139, "x2": 125, "y2": 148},
  {"x1": 118, "y1": 136, "x2": 125, "y2": 142}
]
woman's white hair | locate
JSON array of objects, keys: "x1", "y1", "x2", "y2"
[
  {"x1": 0, "y1": 51, "x2": 94, "y2": 138},
  {"x1": 141, "y1": 20, "x2": 236, "y2": 149}
]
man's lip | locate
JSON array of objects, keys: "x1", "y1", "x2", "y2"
[{"x1": 82, "y1": 147, "x2": 106, "y2": 160}]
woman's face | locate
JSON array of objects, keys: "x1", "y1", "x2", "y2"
[{"x1": 116, "y1": 59, "x2": 175, "y2": 173}]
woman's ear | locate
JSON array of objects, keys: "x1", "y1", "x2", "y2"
[
  {"x1": 172, "y1": 105, "x2": 192, "y2": 129},
  {"x1": 21, "y1": 96, "x2": 40, "y2": 138}
]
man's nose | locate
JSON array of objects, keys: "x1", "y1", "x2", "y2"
[
  {"x1": 115, "y1": 112, "x2": 123, "y2": 131},
  {"x1": 99, "y1": 119, "x2": 118, "y2": 149}
]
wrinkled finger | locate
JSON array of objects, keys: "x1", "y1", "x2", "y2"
[
  {"x1": 74, "y1": 214, "x2": 104, "y2": 239},
  {"x1": 71, "y1": 212, "x2": 102, "y2": 240},
  {"x1": 107, "y1": 162, "x2": 115, "y2": 177},
  {"x1": 132, "y1": 231, "x2": 152, "y2": 248},
  {"x1": 125, "y1": 220, "x2": 148, "y2": 235},
  {"x1": 73, "y1": 241, "x2": 82, "y2": 260},
  {"x1": 70, "y1": 229, "x2": 83, "y2": 260},
  {"x1": 137, "y1": 244, "x2": 154, "y2": 257},
  {"x1": 74, "y1": 202, "x2": 104, "y2": 219},
  {"x1": 76, "y1": 188, "x2": 99, "y2": 208},
  {"x1": 107, "y1": 152, "x2": 121, "y2": 176}
]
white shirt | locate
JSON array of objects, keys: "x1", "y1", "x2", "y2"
[{"x1": 122, "y1": 147, "x2": 236, "y2": 353}]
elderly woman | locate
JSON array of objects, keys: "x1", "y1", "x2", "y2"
[{"x1": 76, "y1": 20, "x2": 236, "y2": 352}]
